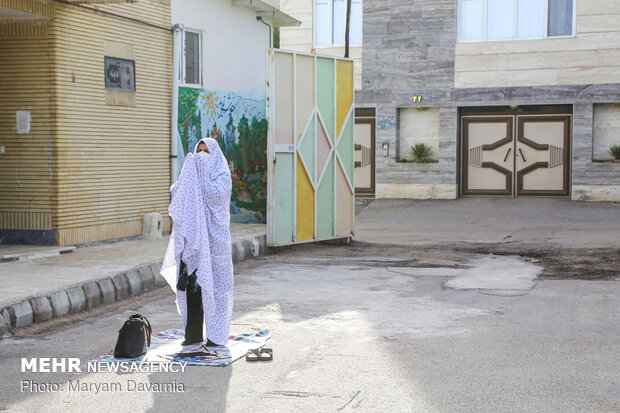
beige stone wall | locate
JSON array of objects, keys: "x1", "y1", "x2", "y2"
[
  {"x1": 279, "y1": 0, "x2": 313, "y2": 50},
  {"x1": 455, "y1": 1, "x2": 620, "y2": 88},
  {"x1": 593, "y1": 104, "x2": 620, "y2": 161},
  {"x1": 376, "y1": 184, "x2": 457, "y2": 199},
  {"x1": 398, "y1": 108, "x2": 440, "y2": 162},
  {"x1": 572, "y1": 185, "x2": 620, "y2": 202}
]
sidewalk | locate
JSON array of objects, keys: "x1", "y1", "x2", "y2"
[{"x1": 0, "y1": 223, "x2": 266, "y2": 334}]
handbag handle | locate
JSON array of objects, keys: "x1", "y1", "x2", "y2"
[
  {"x1": 141, "y1": 316, "x2": 152, "y2": 347},
  {"x1": 130, "y1": 314, "x2": 152, "y2": 347}
]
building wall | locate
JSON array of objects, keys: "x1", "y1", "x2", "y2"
[
  {"x1": 172, "y1": 0, "x2": 272, "y2": 223},
  {"x1": 0, "y1": 0, "x2": 54, "y2": 18},
  {"x1": 51, "y1": 1, "x2": 172, "y2": 245},
  {"x1": 398, "y1": 108, "x2": 440, "y2": 162},
  {"x1": 172, "y1": 0, "x2": 270, "y2": 97},
  {"x1": 279, "y1": 0, "x2": 312, "y2": 51},
  {"x1": 455, "y1": 0, "x2": 620, "y2": 88},
  {"x1": 592, "y1": 104, "x2": 620, "y2": 161},
  {"x1": 0, "y1": 20, "x2": 54, "y2": 243},
  {"x1": 356, "y1": 0, "x2": 457, "y2": 199},
  {"x1": 453, "y1": 86, "x2": 620, "y2": 201},
  {"x1": 279, "y1": 0, "x2": 363, "y2": 90},
  {"x1": 571, "y1": 99, "x2": 620, "y2": 202},
  {"x1": 358, "y1": 0, "x2": 620, "y2": 202}
]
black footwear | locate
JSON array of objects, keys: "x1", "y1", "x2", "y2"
[
  {"x1": 245, "y1": 349, "x2": 260, "y2": 362},
  {"x1": 181, "y1": 337, "x2": 203, "y2": 346},
  {"x1": 204, "y1": 338, "x2": 219, "y2": 347},
  {"x1": 258, "y1": 347, "x2": 273, "y2": 361},
  {"x1": 245, "y1": 347, "x2": 273, "y2": 362}
]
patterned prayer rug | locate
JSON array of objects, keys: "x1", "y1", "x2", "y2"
[{"x1": 91, "y1": 328, "x2": 270, "y2": 367}]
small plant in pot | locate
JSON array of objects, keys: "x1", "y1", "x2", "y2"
[
  {"x1": 609, "y1": 145, "x2": 620, "y2": 161},
  {"x1": 408, "y1": 143, "x2": 434, "y2": 163}
]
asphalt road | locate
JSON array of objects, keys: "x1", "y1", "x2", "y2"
[{"x1": 1, "y1": 243, "x2": 618, "y2": 413}]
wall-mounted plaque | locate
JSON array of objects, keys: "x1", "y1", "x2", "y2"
[{"x1": 104, "y1": 57, "x2": 135, "y2": 92}]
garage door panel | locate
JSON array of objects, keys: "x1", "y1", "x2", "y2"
[
  {"x1": 516, "y1": 116, "x2": 570, "y2": 196},
  {"x1": 522, "y1": 164, "x2": 565, "y2": 191},
  {"x1": 462, "y1": 114, "x2": 570, "y2": 197},
  {"x1": 468, "y1": 163, "x2": 510, "y2": 190},
  {"x1": 462, "y1": 117, "x2": 513, "y2": 195}
]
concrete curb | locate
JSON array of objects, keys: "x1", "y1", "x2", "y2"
[{"x1": 0, "y1": 234, "x2": 266, "y2": 336}]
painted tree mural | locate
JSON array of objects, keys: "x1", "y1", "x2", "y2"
[{"x1": 178, "y1": 87, "x2": 267, "y2": 223}]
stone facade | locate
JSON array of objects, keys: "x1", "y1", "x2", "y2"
[{"x1": 356, "y1": 0, "x2": 620, "y2": 202}]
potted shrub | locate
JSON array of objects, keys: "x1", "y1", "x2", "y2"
[{"x1": 408, "y1": 143, "x2": 434, "y2": 163}]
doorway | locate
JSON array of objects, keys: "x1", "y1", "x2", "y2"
[
  {"x1": 354, "y1": 107, "x2": 376, "y2": 197},
  {"x1": 461, "y1": 109, "x2": 571, "y2": 197}
]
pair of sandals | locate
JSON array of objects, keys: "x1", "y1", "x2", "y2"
[{"x1": 245, "y1": 347, "x2": 273, "y2": 362}]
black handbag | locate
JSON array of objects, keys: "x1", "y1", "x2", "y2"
[{"x1": 113, "y1": 314, "x2": 152, "y2": 358}]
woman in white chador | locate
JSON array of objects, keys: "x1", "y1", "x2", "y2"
[{"x1": 161, "y1": 138, "x2": 233, "y2": 346}]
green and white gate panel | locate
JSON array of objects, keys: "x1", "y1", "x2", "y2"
[{"x1": 267, "y1": 49, "x2": 355, "y2": 246}]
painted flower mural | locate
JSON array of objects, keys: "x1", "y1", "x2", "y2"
[{"x1": 178, "y1": 87, "x2": 267, "y2": 223}]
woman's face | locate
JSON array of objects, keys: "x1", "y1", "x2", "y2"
[{"x1": 196, "y1": 142, "x2": 209, "y2": 154}]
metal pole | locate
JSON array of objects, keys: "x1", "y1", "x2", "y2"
[{"x1": 344, "y1": 0, "x2": 351, "y2": 57}]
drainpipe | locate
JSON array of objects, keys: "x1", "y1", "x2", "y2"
[
  {"x1": 256, "y1": 16, "x2": 272, "y2": 49},
  {"x1": 170, "y1": 23, "x2": 184, "y2": 185}
]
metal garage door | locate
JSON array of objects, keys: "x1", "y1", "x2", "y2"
[{"x1": 462, "y1": 114, "x2": 571, "y2": 196}]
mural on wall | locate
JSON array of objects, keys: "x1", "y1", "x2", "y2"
[{"x1": 177, "y1": 87, "x2": 267, "y2": 223}]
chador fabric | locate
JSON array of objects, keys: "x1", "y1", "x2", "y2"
[{"x1": 161, "y1": 138, "x2": 233, "y2": 345}]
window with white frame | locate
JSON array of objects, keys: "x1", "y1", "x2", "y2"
[
  {"x1": 315, "y1": 0, "x2": 362, "y2": 47},
  {"x1": 180, "y1": 30, "x2": 201, "y2": 86},
  {"x1": 458, "y1": 0, "x2": 575, "y2": 41}
]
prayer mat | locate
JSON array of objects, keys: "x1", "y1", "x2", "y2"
[{"x1": 91, "y1": 328, "x2": 270, "y2": 367}]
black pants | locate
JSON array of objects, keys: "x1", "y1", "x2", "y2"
[{"x1": 180, "y1": 262, "x2": 204, "y2": 342}]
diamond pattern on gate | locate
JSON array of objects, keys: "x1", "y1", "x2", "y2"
[
  {"x1": 298, "y1": 112, "x2": 316, "y2": 185},
  {"x1": 316, "y1": 112, "x2": 334, "y2": 184},
  {"x1": 337, "y1": 114, "x2": 354, "y2": 186}
]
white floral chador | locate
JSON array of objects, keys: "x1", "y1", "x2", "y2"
[{"x1": 161, "y1": 138, "x2": 233, "y2": 345}]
